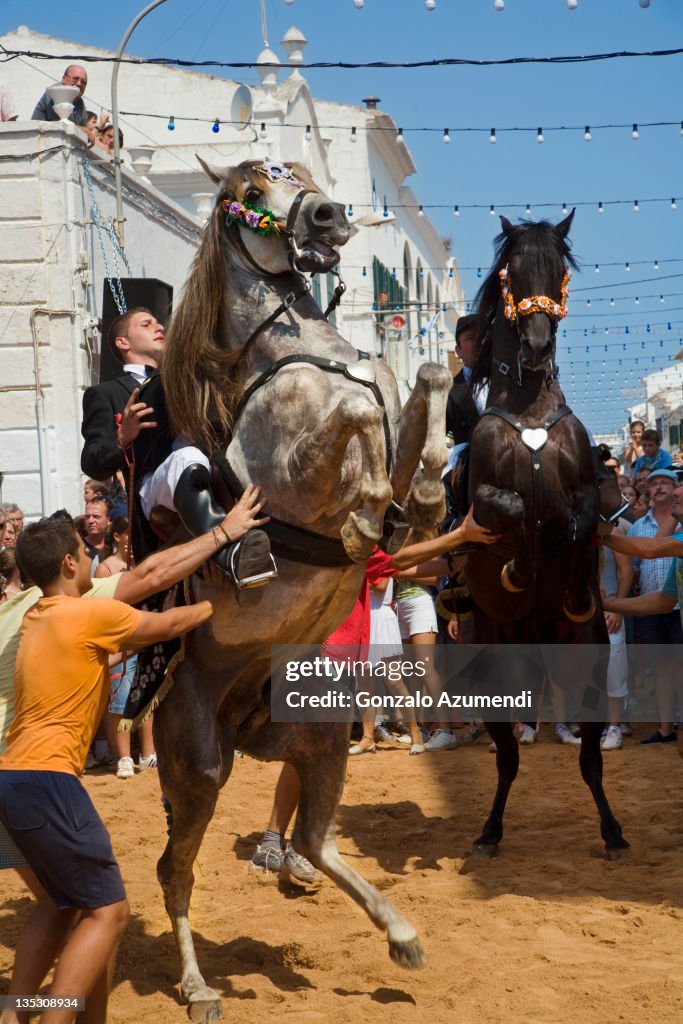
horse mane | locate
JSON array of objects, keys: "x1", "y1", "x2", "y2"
[
  {"x1": 469, "y1": 219, "x2": 579, "y2": 390},
  {"x1": 162, "y1": 194, "x2": 242, "y2": 453},
  {"x1": 162, "y1": 159, "x2": 322, "y2": 453}
]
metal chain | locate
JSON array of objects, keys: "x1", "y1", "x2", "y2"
[{"x1": 81, "y1": 155, "x2": 130, "y2": 314}]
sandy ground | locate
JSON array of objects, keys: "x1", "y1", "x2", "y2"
[{"x1": 1, "y1": 725, "x2": 682, "y2": 1024}]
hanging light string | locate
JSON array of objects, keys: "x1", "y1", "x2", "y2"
[
  {"x1": 117, "y1": 107, "x2": 683, "y2": 141},
  {"x1": 4, "y1": 45, "x2": 682, "y2": 69}
]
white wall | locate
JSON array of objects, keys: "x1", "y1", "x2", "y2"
[{"x1": 0, "y1": 121, "x2": 200, "y2": 519}]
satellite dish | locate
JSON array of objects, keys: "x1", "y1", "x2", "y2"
[{"x1": 230, "y1": 85, "x2": 253, "y2": 131}]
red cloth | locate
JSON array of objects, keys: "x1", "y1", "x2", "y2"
[{"x1": 324, "y1": 547, "x2": 396, "y2": 650}]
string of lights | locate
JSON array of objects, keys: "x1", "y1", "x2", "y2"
[
  {"x1": 118, "y1": 108, "x2": 683, "y2": 143},
  {"x1": 351, "y1": 198, "x2": 679, "y2": 215},
  {"x1": 4, "y1": 45, "x2": 680, "y2": 69},
  {"x1": 344, "y1": 0, "x2": 657, "y2": 11}
]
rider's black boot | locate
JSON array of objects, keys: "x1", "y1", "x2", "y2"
[{"x1": 173, "y1": 464, "x2": 277, "y2": 588}]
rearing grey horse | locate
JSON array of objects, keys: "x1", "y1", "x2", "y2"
[{"x1": 155, "y1": 159, "x2": 451, "y2": 1021}]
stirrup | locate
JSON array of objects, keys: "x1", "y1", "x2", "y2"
[{"x1": 229, "y1": 544, "x2": 279, "y2": 590}]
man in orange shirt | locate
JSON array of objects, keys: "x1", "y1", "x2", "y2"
[{"x1": 0, "y1": 519, "x2": 216, "y2": 1024}]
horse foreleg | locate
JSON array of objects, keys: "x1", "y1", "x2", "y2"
[
  {"x1": 472, "y1": 722, "x2": 519, "y2": 856},
  {"x1": 564, "y1": 487, "x2": 599, "y2": 622},
  {"x1": 392, "y1": 362, "x2": 451, "y2": 531},
  {"x1": 289, "y1": 392, "x2": 392, "y2": 562},
  {"x1": 290, "y1": 738, "x2": 425, "y2": 969},
  {"x1": 473, "y1": 483, "x2": 532, "y2": 591},
  {"x1": 579, "y1": 722, "x2": 630, "y2": 859}
]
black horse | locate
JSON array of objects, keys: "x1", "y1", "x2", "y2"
[{"x1": 464, "y1": 211, "x2": 629, "y2": 860}]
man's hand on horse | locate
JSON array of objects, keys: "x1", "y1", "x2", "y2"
[
  {"x1": 221, "y1": 483, "x2": 270, "y2": 542},
  {"x1": 119, "y1": 387, "x2": 157, "y2": 447},
  {"x1": 459, "y1": 505, "x2": 501, "y2": 545}
]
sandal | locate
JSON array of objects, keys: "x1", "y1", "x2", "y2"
[{"x1": 348, "y1": 742, "x2": 376, "y2": 756}]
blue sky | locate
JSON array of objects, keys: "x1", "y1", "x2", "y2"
[{"x1": 2, "y1": 0, "x2": 681, "y2": 436}]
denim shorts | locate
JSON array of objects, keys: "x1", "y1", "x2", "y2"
[
  {"x1": 109, "y1": 655, "x2": 138, "y2": 715},
  {"x1": 0, "y1": 770, "x2": 126, "y2": 909}
]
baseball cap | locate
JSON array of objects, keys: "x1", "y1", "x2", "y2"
[{"x1": 647, "y1": 468, "x2": 679, "y2": 483}]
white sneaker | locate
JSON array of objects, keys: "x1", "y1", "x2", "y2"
[
  {"x1": 601, "y1": 726, "x2": 623, "y2": 751},
  {"x1": 424, "y1": 729, "x2": 458, "y2": 751},
  {"x1": 517, "y1": 724, "x2": 538, "y2": 745},
  {"x1": 116, "y1": 756, "x2": 135, "y2": 779},
  {"x1": 138, "y1": 753, "x2": 158, "y2": 771},
  {"x1": 555, "y1": 723, "x2": 581, "y2": 746}
]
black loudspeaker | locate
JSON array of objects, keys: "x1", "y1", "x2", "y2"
[{"x1": 99, "y1": 278, "x2": 173, "y2": 383}]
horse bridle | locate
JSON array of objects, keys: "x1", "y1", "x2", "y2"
[
  {"x1": 493, "y1": 264, "x2": 570, "y2": 387},
  {"x1": 213, "y1": 172, "x2": 393, "y2": 566}
]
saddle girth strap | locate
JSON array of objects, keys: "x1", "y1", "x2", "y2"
[{"x1": 210, "y1": 448, "x2": 353, "y2": 567}]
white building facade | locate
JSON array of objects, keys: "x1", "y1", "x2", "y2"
[{"x1": 0, "y1": 23, "x2": 464, "y2": 513}]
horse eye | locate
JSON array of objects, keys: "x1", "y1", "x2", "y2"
[{"x1": 244, "y1": 188, "x2": 261, "y2": 204}]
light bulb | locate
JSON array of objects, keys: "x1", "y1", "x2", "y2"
[
  {"x1": 654, "y1": 260, "x2": 659, "y2": 270},
  {"x1": 631, "y1": 123, "x2": 639, "y2": 140},
  {"x1": 635, "y1": 297, "x2": 640, "y2": 305},
  {"x1": 350, "y1": 126, "x2": 357, "y2": 143},
  {"x1": 453, "y1": 204, "x2": 459, "y2": 217},
  {"x1": 567, "y1": 0, "x2": 578, "y2": 9},
  {"x1": 633, "y1": 200, "x2": 640, "y2": 212},
  {"x1": 167, "y1": 115, "x2": 175, "y2": 131},
  {"x1": 494, "y1": 0, "x2": 504, "y2": 9},
  {"x1": 443, "y1": 128, "x2": 451, "y2": 144},
  {"x1": 537, "y1": 127, "x2": 544, "y2": 143},
  {"x1": 353, "y1": 0, "x2": 364, "y2": 9},
  {"x1": 425, "y1": 0, "x2": 436, "y2": 9},
  {"x1": 396, "y1": 127, "x2": 404, "y2": 143},
  {"x1": 476, "y1": 268, "x2": 482, "y2": 278},
  {"x1": 489, "y1": 128, "x2": 496, "y2": 144},
  {"x1": 562, "y1": 204, "x2": 568, "y2": 215},
  {"x1": 383, "y1": 199, "x2": 388, "y2": 217},
  {"x1": 212, "y1": 118, "x2": 220, "y2": 133},
  {"x1": 418, "y1": 205, "x2": 424, "y2": 217},
  {"x1": 448, "y1": 267, "x2": 453, "y2": 278},
  {"x1": 594, "y1": 264, "x2": 600, "y2": 273},
  {"x1": 584, "y1": 125, "x2": 591, "y2": 141},
  {"x1": 525, "y1": 204, "x2": 532, "y2": 216},
  {"x1": 347, "y1": 204, "x2": 354, "y2": 217},
  {"x1": 639, "y1": 0, "x2": 650, "y2": 7},
  {"x1": 587, "y1": 299, "x2": 591, "y2": 308},
  {"x1": 660, "y1": 295, "x2": 664, "y2": 303},
  {"x1": 610, "y1": 298, "x2": 615, "y2": 306},
  {"x1": 362, "y1": 266, "x2": 367, "y2": 277},
  {"x1": 598, "y1": 201, "x2": 604, "y2": 213},
  {"x1": 489, "y1": 205, "x2": 495, "y2": 216},
  {"x1": 625, "y1": 262, "x2": 631, "y2": 272},
  {"x1": 260, "y1": 122, "x2": 267, "y2": 139},
  {"x1": 391, "y1": 268, "x2": 396, "y2": 279},
  {"x1": 672, "y1": 198, "x2": 678, "y2": 210},
  {"x1": 305, "y1": 124, "x2": 312, "y2": 142},
  {"x1": 680, "y1": 122, "x2": 683, "y2": 137}
]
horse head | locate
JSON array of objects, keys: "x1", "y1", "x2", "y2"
[
  {"x1": 472, "y1": 211, "x2": 577, "y2": 386},
  {"x1": 199, "y1": 157, "x2": 350, "y2": 276}
]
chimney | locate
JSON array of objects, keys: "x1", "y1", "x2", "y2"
[{"x1": 362, "y1": 96, "x2": 381, "y2": 110}]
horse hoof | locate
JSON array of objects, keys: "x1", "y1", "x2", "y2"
[
  {"x1": 186, "y1": 999, "x2": 222, "y2": 1023},
  {"x1": 606, "y1": 840, "x2": 631, "y2": 862},
  {"x1": 501, "y1": 563, "x2": 525, "y2": 593},
  {"x1": 340, "y1": 514, "x2": 378, "y2": 564},
  {"x1": 388, "y1": 934, "x2": 427, "y2": 969},
  {"x1": 472, "y1": 841, "x2": 498, "y2": 859},
  {"x1": 563, "y1": 593, "x2": 596, "y2": 623}
]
